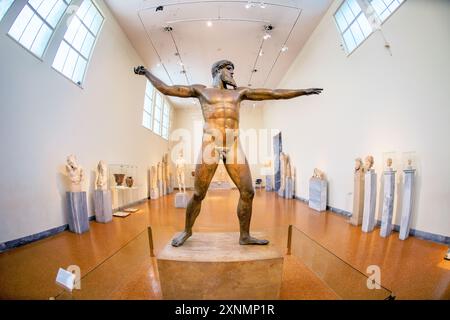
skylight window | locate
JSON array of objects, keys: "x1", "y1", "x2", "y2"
[
  {"x1": 8, "y1": 0, "x2": 71, "y2": 58},
  {"x1": 0, "y1": 0, "x2": 14, "y2": 22},
  {"x1": 369, "y1": 0, "x2": 405, "y2": 22},
  {"x1": 52, "y1": 0, "x2": 103, "y2": 85}
]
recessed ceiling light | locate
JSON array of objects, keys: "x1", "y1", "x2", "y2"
[
  {"x1": 259, "y1": 50, "x2": 264, "y2": 56},
  {"x1": 156, "y1": 63, "x2": 161, "y2": 67},
  {"x1": 260, "y1": 2, "x2": 267, "y2": 9},
  {"x1": 245, "y1": 1, "x2": 252, "y2": 9},
  {"x1": 178, "y1": 61, "x2": 183, "y2": 66},
  {"x1": 252, "y1": 69, "x2": 258, "y2": 73},
  {"x1": 281, "y1": 45, "x2": 288, "y2": 52},
  {"x1": 263, "y1": 33, "x2": 271, "y2": 40},
  {"x1": 206, "y1": 20, "x2": 212, "y2": 27}
]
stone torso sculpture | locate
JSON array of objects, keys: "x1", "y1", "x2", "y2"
[
  {"x1": 135, "y1": 61, "x2": 322, "y2": 246},
  {"x1": 175, "y1": 152, "x2": 186, "y2": 193},
  {"x1": 66, "y1": 155, "x2": 84, "y2": 192},
  {"x1": 96, "y1": 160, "x2": 108, "y2": 190}
]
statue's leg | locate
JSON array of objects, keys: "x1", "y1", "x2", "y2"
[
  {"x1": 224, "y1": 143, "x2": 269, "y2": 245},
  {"x1": 171, "y1": 143, "x2": 219, "y2": 247}
]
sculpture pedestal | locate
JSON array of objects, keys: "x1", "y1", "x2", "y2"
[
  {"x1": 350, "y1": 171, "x2": 365, "y2": 226},
  {"x1": 309, "y1": 178, "x2": 327, "y2": 212},
  {"x1": 362, "y1": 170, "x2": 377, "y2": 233},
  {"x1": 67, "y1": 192, "x2": 89, "y2": 234},
  {"x1": 150, "y1": 188, "x2": 159, "y2": 200},
  {"x1": 157, "y1": 232, "x2": 283, "y2": 300},
  {"x1": 380, "y1": 170, "x2": 396, "y2": 237},
  {"x1": 285, "y1": 177, "x2": 294, "y2": 199},
  {"x1": 399, "y1": 169, "x2": 415, "y2": 240},
  {"x1": 94, "y1": 190, "x2": 112, "y2": 223},
  {"x1": 175, "y1": 192, "x2": 188, "y2": 208},
  {"x1": 265, "y1": 175, "x2": 273, "y2": 191}
]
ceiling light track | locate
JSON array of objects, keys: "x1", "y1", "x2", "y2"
[
  {"x1": 165, "y1": 26, "x2": 191, "y2": 85},
  {"x1": 165, "y1": 17, "x2": 271, "y2": 25},
  {"x1": 139, "y1": 1, "x2": 300, "y2": 14},
  {"x1": 263, "y1": 8, "x2": 302, "y2": 87},
  {"x1": 137, "y1": 11, "x2": 174, "y2": 85}
]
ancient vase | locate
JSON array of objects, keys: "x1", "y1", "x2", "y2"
[
  {"x1": 114, "y1": 174, "x2": 125, "y2": 186},
  {"x1": 126, "y1": 176, "x2": 134, "y2": 188}
]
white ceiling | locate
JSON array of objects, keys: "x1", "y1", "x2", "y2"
[{"x1": 104, "y1": 0, "x2": 333, "y2": 108}]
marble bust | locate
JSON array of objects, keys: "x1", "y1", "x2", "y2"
[
  {"x1": 364, "y1": 155, "x2": 374, "y2": 172},
  {"x1": 355, "y1": 158, "x2": 364, "y2": 173},
  {"x1": 386, "y1": 158, "x2": 393, "y2": 171},
  {"x1": 96, "y1": 160, "x2": 108, "y2": 190},
  {"x1": 66, "y1": 154, "x2": 84, "y2": 192},
  {"x1": 312, "y1": 168, "x2": 325, "y2": 180}
]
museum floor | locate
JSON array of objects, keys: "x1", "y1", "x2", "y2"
[{"x1": 0, "y1": 189, "x2": 448, "y2": 300}]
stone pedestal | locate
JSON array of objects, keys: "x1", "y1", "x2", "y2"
[
  {"x1": 265, "y1": 175, "x2": 273, "y2": 191},
  {"x1": 309, "y1": 178, "x2": 327, "y2": 212},
  {"x1": 67, "y1": 192, "x2": 89, "y2": 234},
  {"x1": 150, "y1": 188, "x2": 159, "y2": 200},
  {"x1": 380, "y1": 170, "x2": 396, "y2": 238},
  {"x1": 399, "y1": 169, "x2": 415, "y2": 240},
  {"x1": 158, "y1": 180, "x2": 163, "y2": 196},
  {"x1": 175, "y1": 192, "x2": 188, "y2": 208},
  {"x1": 157, "y1": 232, "x2": 283, "y2": 300},
  {"x1": 350, "y1": 171, "x2": 365, "y2": 226},
  {"x1": 94, "y1": 190, "x2": 112, "y2": 223},
  {"x1": 362, "y1": 170, "x2": 377, "y2": 233},
  {"x1": 285, "y1": 177, "x2": 294, "y2": 199}
]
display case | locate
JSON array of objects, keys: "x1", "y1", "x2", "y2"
[{"x1": 108, "y1": 164, "x2": 140, "y2": 210}]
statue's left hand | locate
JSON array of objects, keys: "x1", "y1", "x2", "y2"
[
  {"x1": 134, "y1": 66, "x2": 147, "y2": 75},
  {"x1": 305, "y1": 88, "x2": 323, "y2": 95}
]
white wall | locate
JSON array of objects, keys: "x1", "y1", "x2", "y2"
[
  {"x1": 263, "y1": 0, "x2": 450, "y2": 237},
  {"x1": 172, "y1": 104, "x2": 265, "y2": 189},
  {"x1": 0, "y1": 0, "x2": 170, "y2": 244}
]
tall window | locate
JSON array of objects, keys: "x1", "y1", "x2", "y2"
[
  {"x1": 369, "y1": 0, "x2": 405, "y2": 22},
  {"x1": 142, "y1": 80, "x2": 171, "y2": 140},
  {"x1": 142, "y1": 81, "x2": 154, "y2": 130},
  {"x1": 8, "y1": 0, "x2": 71, "y2": 58},
  {"x1": 52, "y1": 0, "x2": 103, "y2": 85},
  {"x1": 0, "y1": 0, "x2": 14, "y2": 22},
  {"x1": 334, "y1": 0, "x2": 406, "y2": 54}
]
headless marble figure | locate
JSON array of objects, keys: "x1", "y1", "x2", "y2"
[
  {"x1": 66, "y1": 154, "x2": 84, "y2": 192},
  {"x1": 96, "y1": 160, "x2": 108, "y2": 191},
  {"x1": 135, "y1": 61, "x2": 322, "y2": 246},
  {"x1": 175, "y1": 151, "x2": 187, "y2": 193}
]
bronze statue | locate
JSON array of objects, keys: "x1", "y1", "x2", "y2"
[{"x1": 134, "y1": 60, "x2": 322, "y2": 247}]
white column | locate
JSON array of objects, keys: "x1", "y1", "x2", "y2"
[
  {"x1": 362, "y1": 170, "x2": 377, "y2": 233},
  {"x1": 380, "y1": 170, "x2": 396, "y2": 237},
  {"x1": 399, "y1": 169, "x2": 416, "y2": 240}
]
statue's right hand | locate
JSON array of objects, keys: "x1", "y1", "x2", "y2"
[{"x1": 134, "y1": 66, "x2": 147, "y2": 75}]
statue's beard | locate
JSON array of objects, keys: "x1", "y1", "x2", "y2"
[{"x1": 221, "y1": 74, "x2": 237, "y2": 89}]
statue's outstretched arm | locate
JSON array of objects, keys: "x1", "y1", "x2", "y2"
[
  {"x1": 134, "y1": 66, "x2": 201, "y2": 98},
  {"x1": 242, "y1": 87, "x2": 323, "y2": 101}
]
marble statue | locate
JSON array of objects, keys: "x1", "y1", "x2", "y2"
[
  {"x1": 135, "y1": 60, "x2": 322, "y2": 246},
  {"x1": 175, "y1": 150, "x2": 187, "y2": 193},
  {"x1": 364, "y1": 155, "x2": 374, "y2": 171},
  {"x1": 350, "y1": 158, "x2": 365, "y2": 226},
  {"x1": 66, "y1": 154, "x2": 84, "y2": 192},
  {"x1": 150, "y1": 165, "x2": 159, "y2": 199},
  {"x1": 95, "y1": 160, "x2": 108, "y2": 190},
  {"x1": 386, "y1": 158, "x2": 393, "y2": 170},
  {"x1": 312, "y1": 168, "x2": 325, "y2": 180}
]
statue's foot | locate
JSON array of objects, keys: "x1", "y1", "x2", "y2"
[
  {"x1": 171, "y1": 231, "x2": 192, "y2": 247},
  {"x1": 239, "y1": 236, "x2": 269, "y2": 245}
]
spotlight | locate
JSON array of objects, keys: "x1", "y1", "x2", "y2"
[
  {"x1": 263, "y1": 24, "x2": 273, "y2": 31},
  {"x1": 281, "y1": 45, "x2": 288, "y2": 52},
  {"x1": 252, "y1": 69, "x2": 258, "y2": 73},
  {"x1": 156, "y1": 6, "x2": 163, "y2": 12},
  {"x1": 164, "y1": 26, "x2": 173, "y2": 32},
  {"x1": 207, "y1": 20, "x2": 212, "y2": 27},
  {"x1": 245, "y1": 1, "x2": 252, "y2": 9},
  {"x1": 259, "y1": 50, "x2": 263, "y2": 56}
]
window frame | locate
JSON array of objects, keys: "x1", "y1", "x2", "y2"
[
  {"x1": 334, "y1": 0, "x2": 406, "y2": 56},
  {"x1": 369, "y1": 0, "x2": 406, "y2": 23},
  {"x1": 51, "y1": 0, "x2": 105, "y2": 88},
  {"x1": 6, "y1": 0, "x2": 71, "y2": 61}
]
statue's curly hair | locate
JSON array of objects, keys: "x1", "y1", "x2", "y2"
[{"x1": 211, "y1": 60, "x2": 234, "y2": 77}]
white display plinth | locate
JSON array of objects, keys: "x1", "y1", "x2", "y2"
[
  {"x1": 399, "y1": 169, "x2": 416, "y2": 240},
  {"x1": 175, "y1": 192, "x2": 189, "y2": 208},
  {"x1": 362, "y1": 170, "x2": 377, "y2": 233},
  {"x1": 309, "y1": 178, "x2": 327, "y2": 212},
  {"x1": 111, "y1": 186, "x2": 139, "y2": 210},
  {"x1": 380, "y1": 170, "x2": 396, "y2": 238}
]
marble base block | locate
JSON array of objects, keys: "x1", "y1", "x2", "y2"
[
  {"x1": 277, "y1": 187, "x2": 285, "y2": 197},
  {"x1": 157, "y1": 232, "x2": 283, "y2": 300},
  {"x1": 380, "y1": 170, "x2": 396, "y2": 238},
  {"x1": 309, "y1": 178, "x2": 327, "y2": 212},
  {"x1": 94, "y1": 190, "x2": 112, "y2": 223},
  {"x1": 67, "y1": 192, "x2": 89, "y2": 234},
  {"x1": 362, "y1": 170, "x2": 377, "y2": 233},
  {"x1": 399, "y1": 169, "x2": 415, "y2": 240},
  {"x1": 265, "y1": 175, "x2": 273, "y2": 191},
  {"x1": 285, "y1": 177, "x2": 294, "y2": 199},
  {"x1": 150, "y1": 188, "x2": 159, "y2": 200},
  {"x1": 175, "y1": 192, "x2": 188, "y2": 208},
  {"x1": 350, "y1": 172, "x2": 365, "y2": 226}
]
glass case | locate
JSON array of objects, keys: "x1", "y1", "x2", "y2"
[
  {"x1": 401, "y1": 151, "x2": 417, "y2": 171},
  {"x1": 382, "y1": 151, "x2": 397, "y2": 172}
]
